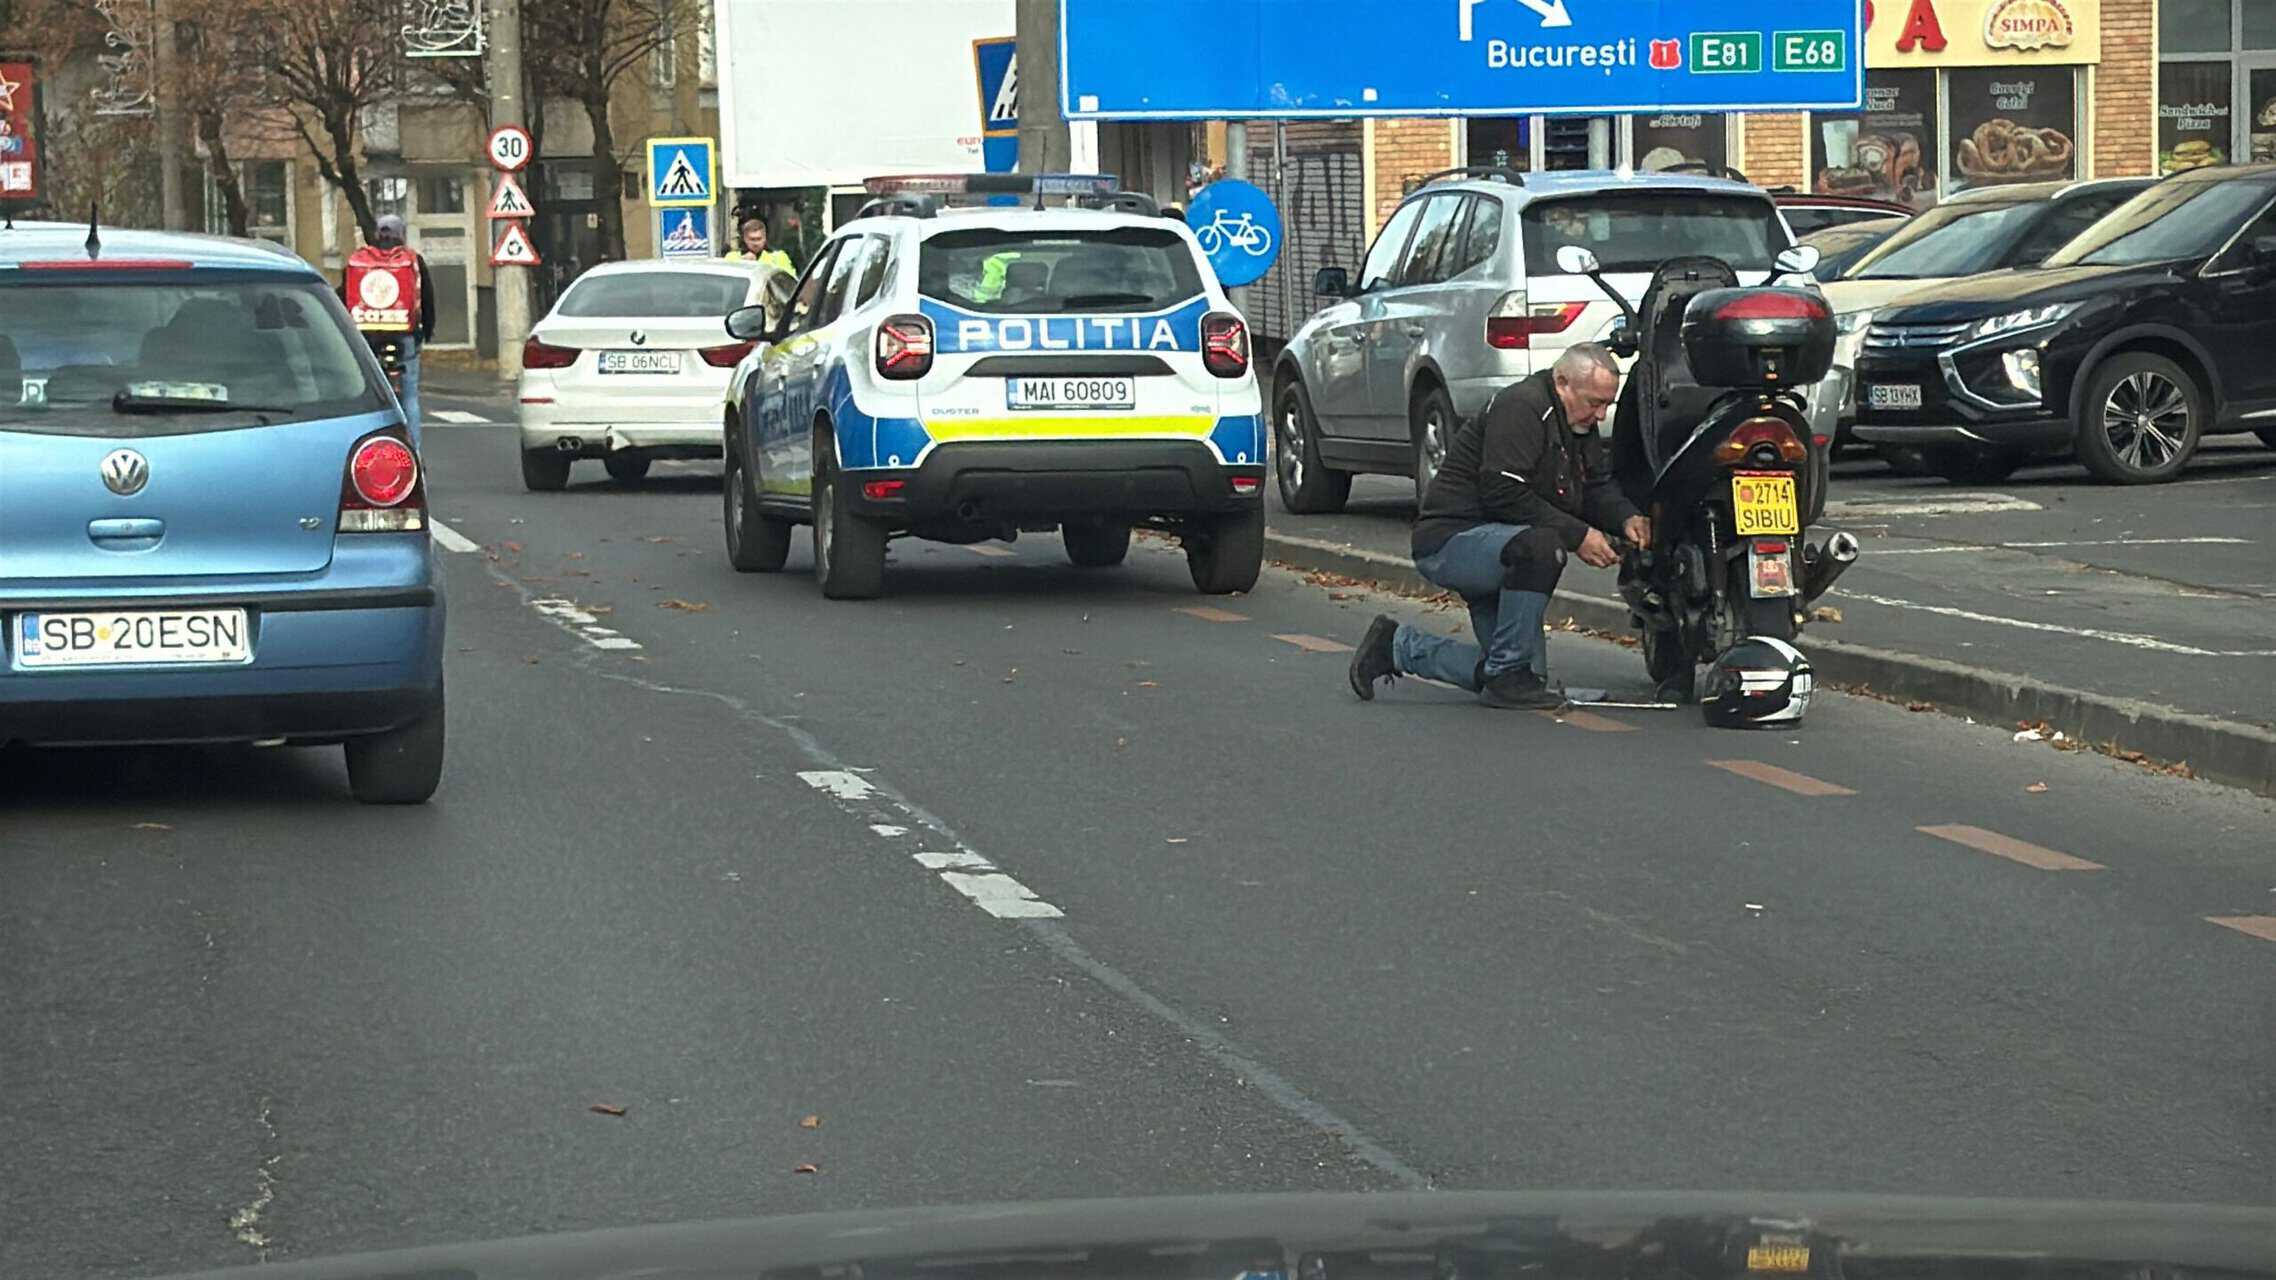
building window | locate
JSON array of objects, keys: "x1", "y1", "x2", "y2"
[
  {"x1": 2161, "y1": 61, "x2": 2235, "y2": 171},
  {"x1": 1810, "y1": 69, "x2": 1937, "y2": 208},
  {"x1": 1465, "y1": 117, "x2": 1531, "y2": 171},
  {"x1": 2163, "y1": 0, "x2": 2235, "y2": 53},
  {"x1": 1946, "y1": 67, "x2": 2080, "y2": 192},
  {"x1": 366, "y1": 177, "x2": 410, "y2": 221},
  {"x1": 246, "y1": 160, "x2": 288, "y2": 229},
  {"x1": 418, "y1": 175, "x2": 465, "y2": 215},
  {"x1": 1633, "y1": 113, "x2": 1727, "y2": 173},
  {"x1": 653, "y1": 15, "x2": 678, "y2": 88}
]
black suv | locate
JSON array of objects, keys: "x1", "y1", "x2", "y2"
[{"x1": 1853, "y1": 165, "x2": 2276, "y2": 484}]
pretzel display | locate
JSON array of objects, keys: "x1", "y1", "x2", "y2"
[{"x1": 1956, "y1": 118, "x2": 2075, "y2": 180}]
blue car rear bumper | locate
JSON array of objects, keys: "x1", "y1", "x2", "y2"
[{"x1": 0, "y1": 538, "x2": 445, "y2": 747}]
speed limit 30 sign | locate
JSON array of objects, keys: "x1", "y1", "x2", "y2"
[{"x1": 486, "y1": 125, "x2": 532, "y2": 173}]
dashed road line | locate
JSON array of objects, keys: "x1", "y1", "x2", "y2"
[
  {"x1": 1824, "y1": 494, "x2": 2043, "y2": 518},
  {"x1": 429, "y1": 520, "x2": 481, "y2": 554},
  {"x1": 1870, "y1": 537, "x2": 2253, "y2": 555},
  {"x1": 1176, "y1": 605, "x2": 1249, "y2": 622},
  {"x1": 427, "y1": 409, "x2": 493, "y2": 425},
  {"x1": 1707, "y1": 759, "x2": 1857, "y2": 796},
  {"x1": 796, "y1": 770, "x2": 1062, "y2": 919},
  {"x1": 1917, "y1": 823, "x2": 2103, "y2": 871},
  {"x1": 531, "y1": 598, "x2": 643, "y2": 652},
  {"x1": 1831, "y1": 589, "x2": 2276, "y2": 657},
  {"x1": 1272, "y1": 633, "x2": 1355, "y2": 653},
  {"x1": 2206, "y1": 916, "x2": 2276, "y2": 943}
]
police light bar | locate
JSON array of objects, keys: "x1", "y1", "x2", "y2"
[{"x1": 862, "y1": 173, "x2": 1119, "y2": 197}]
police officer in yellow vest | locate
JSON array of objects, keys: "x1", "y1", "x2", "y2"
[{"x1": 725, "y1": 215, "x2": 793, "y2": 273}]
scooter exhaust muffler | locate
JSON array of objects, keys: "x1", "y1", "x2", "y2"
[{"x1": 1801, "y1": 531, "x2": 1860, "y2": 604}]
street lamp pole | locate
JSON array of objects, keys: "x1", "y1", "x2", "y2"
[{"x1": 488, "y1": 0, "x2": 530, "y2": 378}]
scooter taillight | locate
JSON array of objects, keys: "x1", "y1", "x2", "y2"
[{"x1": 1714, "y1": 417, "x2": 1809, "y2": 467}]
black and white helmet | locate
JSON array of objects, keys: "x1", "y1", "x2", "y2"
[{"x1": 1701, "y1": 636, "x2": 1814, "y2": 728}]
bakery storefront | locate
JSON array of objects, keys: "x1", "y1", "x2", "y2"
[
  {"x1": 2159, "y1": 0, "x2": 2276, "y2": 173},
  {"x1": 1802, "y1": 0, "x2": 2100, "y2": 209}
]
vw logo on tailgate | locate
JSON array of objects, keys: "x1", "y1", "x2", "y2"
[{"x1": 101, "y1": 448, "x2": 150, "y2": 497}]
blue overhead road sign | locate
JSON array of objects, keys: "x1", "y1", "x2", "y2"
[{"x1": 1060, "y1": 0, "x2": 1862, "y2": 120}]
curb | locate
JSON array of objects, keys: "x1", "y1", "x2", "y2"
[{"x1": 1265, "y1": 529, "x2": 2276, "y2": 799}]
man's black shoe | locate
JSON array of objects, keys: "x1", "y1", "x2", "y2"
[
  {"x1": 1478, "y1": 667, "x2": 1566, "y2": 710},
  {"x1": 1348, "y1": 615, "x2": 1399, "y2": 701}
]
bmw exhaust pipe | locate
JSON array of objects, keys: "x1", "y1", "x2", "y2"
[
  {"x1": 556, "y1": 437, "x2": 583, "y2": 454},
  {"x1": 1801, "y1": 531, "x2": 1860, "y2": 605}
]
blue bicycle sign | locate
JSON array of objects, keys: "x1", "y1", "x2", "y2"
[{"x1": 1185, "y1": 179, "x2": 1282, "y2": 289}]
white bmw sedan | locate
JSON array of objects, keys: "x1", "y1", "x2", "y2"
[{"x1": 517, "y1": 258, "x2": 790, "y2": 491}]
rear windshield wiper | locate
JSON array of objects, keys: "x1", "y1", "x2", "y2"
[{"x1": 112, "y1": 391, "x2": 294, "y2": 415}]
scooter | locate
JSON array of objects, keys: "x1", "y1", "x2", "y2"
[
  {"x1": 366, "y1": 332, "x2": 409, "y2": 400},
  {"x1": 1552, "y1": 243, "x2": 1860, "y2": 703}
]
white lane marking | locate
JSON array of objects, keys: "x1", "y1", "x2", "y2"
[
  {"x1": 967, "y1": 544, "x2": 1016, "y2": 558},
  {"x1": 531, "y1": 597, "x2": 644, "y2": 653},
  {"x1": 798, "y1": 772, "x2": 1063, "y2": 919},
  {"x1": 796, "y1": 770, "x2": 876, "y2": 801},
  {"x1": 1831, "y1": 589, "x2": 2276, "y2": 657},
  {"x1": 1827, "y1": 495, "x2": 2043, "y2": 518},
  {"x1": 1869, "y1": 536, "x2": 2253, "y2": 555},
  {"x1": 430, "y1": 520, "x2": 481, "y2": 554},
  {"x1": 428, "y1": 409, "x2": 492, "y2": 425}
]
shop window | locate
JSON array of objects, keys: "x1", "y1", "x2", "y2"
[
  {"x1": 1466, "y1": 117, "x2": 1530, "y2": 171},
  {"x1": 1810, "y1": 69, "x2": 1936, "y2": 208},
  {"x1": 2164, "y1": 0, "x2": 2234, "y2": 53},
  {"x1": 1633, "y1": 113, "x2": 1726, "y2": 174},
  {"x1": 2248, "y1": 3, "x2": 2276, "y2": 49},
  {"x1": 2249, "y1": 67, "x2": 2276, "y2": 163},
  {"x1": 1948, "y1": 67, "x2": 2080, "y2": 192},
  {"x1": 2160, "y1": 61, "x2": 2236, "y2": 172},
  {"x1": 366, "y1": 177, "x2": 410, "y2": 221},
  {"x1": 1542, "y1": 117, "x2": 1598, "y2": 169}
]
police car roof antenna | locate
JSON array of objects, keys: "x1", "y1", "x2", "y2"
[{"x1": 85, "y1": 203, "x2": 101, "y2": 259}]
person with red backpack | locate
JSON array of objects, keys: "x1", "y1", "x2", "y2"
[{"x1": 343, "y1": 214, "x2": 437, "y2": 447}]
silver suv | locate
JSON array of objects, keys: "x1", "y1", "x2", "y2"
[{"x1": 1270, "y1": 168, "x2": 1801, "y2": 513}]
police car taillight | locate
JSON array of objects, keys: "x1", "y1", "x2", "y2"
[
  {"x1": 875, "y1": 314, "x2": 934, "y2": 381},
  {"x1": 1202, "y1": 313, "x2": 1249, "y2": 379}
]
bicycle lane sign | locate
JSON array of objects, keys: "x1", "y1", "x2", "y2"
[{"x1": 1185, "y1": 178, "x2": 1280, "y2": 289}]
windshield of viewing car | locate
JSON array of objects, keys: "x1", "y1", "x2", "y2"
[
  {"x1": 2044, "y1": 177, "x2": 2276, "y2": 267},
  {"x1": 1520, "y1": 193, "x2": 1788, "y2": 275},
  {"x1": 0, "y1": 275, "x2": 387, "y2": 439}
]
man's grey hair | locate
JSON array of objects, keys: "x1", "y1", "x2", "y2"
[{"x1": 1552, "y1": 343, "x2": 1618, "y2": 384}]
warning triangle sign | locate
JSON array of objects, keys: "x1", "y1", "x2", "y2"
[
  {"x1": 491, "y1": 222, "x2": 541, "y2": 267},
  {"x1": 487, "y1": 174, "x2": 534, "y2": 221},
  {"x1": 656, "y1": 149, "x2": 707, "y2": 200}
]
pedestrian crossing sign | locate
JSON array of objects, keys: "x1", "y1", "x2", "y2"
[
  {"x1": 658, "y1": 207, "x2": 713, "y2": 259},
  {"x1": 486, "y1": 174, "x2": 534, "y2": 221},
  {"x1": 647, "y1": 135, "x2": 715, "y2": 208}
]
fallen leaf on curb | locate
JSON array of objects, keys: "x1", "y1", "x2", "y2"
[
  {"x1": 658, "y1": 599, "x2": 712, "y2": 613},
  {"x1": 503, "y1": 541, "x2": 523, "y2": 554},
  {"x1": 1810, "y1": 606, "x2": 1844, "y2": 623},
  {"x1": 2025, "y1": 782, "x2": 2049, "y2": 794},
  {"x1": 1906, "y1": 700, "x2": 1934, "y2": 712},
  {"x1": 800, "y1": 1115, "x2": 821, "y2": 1129},
  {"x1": 2013, "y1": 728, "x2": 2045, "y2": 742},
  {"x1": 589, "y1": 1104, "x2": 626, "y2": 1117},
  {"x1": 1136, "y1": 680, "x2": 1159, "y2": 688},
  {"x1": 525, "y1": 656, "x2": 541, "y2": 665},
  {"x1": 131, "y1": 822, "x2": 173, "y2": 831},
  {"x1": 793, "y1": 1163, "x2": 819, "y2": 1175},
  {"x1": 567, "y1": 552, "x2": 586, "y2": 560}
]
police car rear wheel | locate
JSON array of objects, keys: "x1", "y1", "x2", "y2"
[
  {"x1": 724, "y1": 450, "x2": 791, "y2": 573},
  {"x1": 1187, "y1": 506, "x2": 1265, "y2": 595},
  {"x1": 1063, "y1": 519, "x2": 1131, "y2": 568},
  {"x1": 814, "y1": 455, "x2": 886, "y2": 599},
  {"x1": 521, "y1": 448, "x2": 571, "y2": 492}
]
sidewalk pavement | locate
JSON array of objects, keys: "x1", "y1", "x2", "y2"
[{"x1": 1265, "y1": 446, "x2": 2276, "y2": 798}]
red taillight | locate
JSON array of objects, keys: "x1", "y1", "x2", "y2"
[
  {"x1": 861, "y1": 478, "x2": 907, "y2": 501},
  {"x1": 338, "y1": 432, "x2": 426, "y2": 533},
  {"x1": 522, "y1": 337, "x2": 578, "y2": 369},
  {"x1": 1713, "y1": 416, "x2": 1810, "y2": 466},
  {"x1": 700, "y1": 341, "x2": 755, "y2": 368},
  {"x1": 876, "y1": 314, "x2": 934, "y2": 380},
  {"x1": 1486, "y1": 296, "x2": 1587, "y2": 349},
  {"x1": 1230, "y1": 475, "x2": 1263, "y2": 496},
  {"x1": 1203, "y1": 313, "x2": 1249, "y2": 378},
  {"x1": 20, "y1": 258, "x2": 195, "y2": 271},
  {"x1": 1711, "y1": 291, "x2": 1830, "y2": 322}
]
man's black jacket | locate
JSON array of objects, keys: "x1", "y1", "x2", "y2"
[{"x1": 1412, "y1": 368, "x2": 1640, "y2": 558}]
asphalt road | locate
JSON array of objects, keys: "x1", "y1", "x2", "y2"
[
  {"x1": 4, "y1": 391, "x2": 2273, "y2": 1278},
  {"x1": 1272, "y1": 443, "x2": 2276, "y2": 731}
]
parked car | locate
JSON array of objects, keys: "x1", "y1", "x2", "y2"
[
  {"x1": 518, "y1": 258, "x2": 789, "y2": 492},
  {"x1": 1774, "y1": 191, "x2": 1916, "y2": 235},
  {"x1": 1854, "y1": 164, "x2": 2276, "y2": 484},
  {"x1": 0, "y1": 223, "x2": 445, "y2": 802},
  {"x1": 1801, "y1": 218, "x2": 1908, "y2": 282},
  {"x1": 1272, "y1": 168, "x2": 1802, "y2": 510},
  {"x1": 1820, "y1": 178, "x2": 2154, "y2": 448}
]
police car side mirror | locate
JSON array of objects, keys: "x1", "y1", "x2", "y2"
[
  {"x1": 1775, "y1": 244, "x2": 1823, "y2": 276},
  {"x1": 724, "y1": 305, "x2": 770, "y2": 343},
  {"x1": 1313, "y1": 267, "x2": 1351, "y2": 298}
]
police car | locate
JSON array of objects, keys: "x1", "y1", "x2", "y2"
[{"x1": 717, "y1": 174, "x2": 1267, "y2": 599}]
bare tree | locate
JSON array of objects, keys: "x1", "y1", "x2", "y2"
[
  {"x1": 165, "y1": 0, "x2": 269, "y2": 236},
  {"x1": 241, "y1": 0, "x2": 396, "y2": 242},
  {"x1": 524, "y1": 0, "x2": 674, "y2": 260}
]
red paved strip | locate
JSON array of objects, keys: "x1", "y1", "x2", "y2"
[
  {"x1": 2206, "y1": 916, "x2": 2276, "y2": 944},
  {"x1": 1176, "y1": 606, "x2": 1249, "y2": 623},
  {"x1": 1705, "y1": 759, "x2": 1857, "y2": 796},
  {"x1": 1916, "y1": 823, "x2": 2105, "y2": 871},
  {"x1": 1272, "y1": 633, "x2": 1355, "y2": 654},
  {"x1": 1539, "y1": 709, "x2": 1639, "y2": 733}
]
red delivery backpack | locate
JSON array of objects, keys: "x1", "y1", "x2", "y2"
[{"x1": 346, "y1": 245, "x2": 421, "y2": 333}]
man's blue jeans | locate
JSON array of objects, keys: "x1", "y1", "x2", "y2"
[
  {"x1": 397, "y1": 335, "x2": 423, "y2": 450},
  {"x1": 1393, "y1": 523, "x2": 1551, "y2": 692}
]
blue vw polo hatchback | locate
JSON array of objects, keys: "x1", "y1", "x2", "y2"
[{"x1": 0, "y1": 224, "x2": 445, "y2": 803}]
